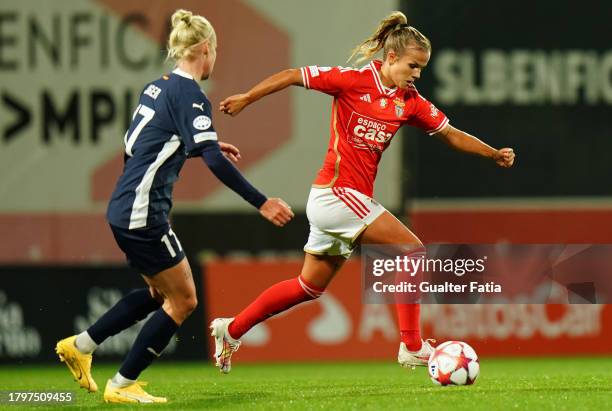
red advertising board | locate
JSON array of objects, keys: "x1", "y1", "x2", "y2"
[{"x1": 204, "y1": 259, "x2": 612, "y2": 362}]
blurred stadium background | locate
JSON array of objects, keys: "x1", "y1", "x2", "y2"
[{"x1": 1, "y1": 0, "x2": 611, "y2": 387}]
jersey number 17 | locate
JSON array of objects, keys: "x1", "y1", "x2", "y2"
[{"x1": 124, "y1": 104, "x2": 155, "y2": 157}]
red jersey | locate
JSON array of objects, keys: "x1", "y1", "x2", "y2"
[{"x1": 300, "y1": 60, "x2": 449, "y2": 197}]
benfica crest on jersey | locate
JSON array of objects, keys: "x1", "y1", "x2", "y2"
[{"x1": 393, "y1": 98, "x2": 405, "y2": 118}]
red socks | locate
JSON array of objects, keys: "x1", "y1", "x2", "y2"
[
  {"x1": 225, "y1": 261, "x2": 422, "y2": 351},
  {"x1": 395, "y1": 247, "x2": 426, "y2": 351},
  {"x1": 396, "y1": 304, "x2": 422, "y2": 351},
  {"x1": 228, "y1": 275, "x2": 324, "y2": 339}
]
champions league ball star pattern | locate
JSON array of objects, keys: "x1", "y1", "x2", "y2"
[{"x1": 428, "y1": 341, "x2": 480, "y2": 386}]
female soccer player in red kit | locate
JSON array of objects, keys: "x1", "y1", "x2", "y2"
[{"x1": 211, "y1": 11, "x2": 515, "y2": 372}]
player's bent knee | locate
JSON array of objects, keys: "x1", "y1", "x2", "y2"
[
  {"x1": 182, "y1": 295, "x2": 198, "y2": 314},
  {"x1": 148, "y1": 286, "x2": 165, "y2": 304},
  {"x1": 393, "y1": 240, "x2": 425, "y2": 255},
  {"x1": 171, "y1": 295, "x2": 198, "y2": 322}
]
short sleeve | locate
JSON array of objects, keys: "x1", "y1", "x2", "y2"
[
  {"x1": 170, "y1": 86, "x2": 218, "y2": 157},
  {"x1": 300, "y1": 65, "x2": 356, "y2": 95},
  {"x1": 406, "y1": 93, "x2": 450, "y2": 135}
]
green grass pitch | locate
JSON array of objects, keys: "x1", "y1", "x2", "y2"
[{"x1": 1, "y1": 358, "x2": 611, "y2": 410}]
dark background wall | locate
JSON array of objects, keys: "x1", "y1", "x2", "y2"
[{"x1": 402, "y1": 0, "x2": 611, "y2": 198}]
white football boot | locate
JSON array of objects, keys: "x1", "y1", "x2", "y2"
[
  {"x1": 397, "y1": 339, "x2": 436, "y2": 369},
  {"x1": 210, "y1": 318, "x2": 241, "y2": 374}
]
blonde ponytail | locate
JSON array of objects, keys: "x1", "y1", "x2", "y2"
[
  {"x1": 348, "y1": 11, "x2": 430, "y2": 64},
  {"x1": 167, "y1": 9, "x2": 216, "y2": 62}
]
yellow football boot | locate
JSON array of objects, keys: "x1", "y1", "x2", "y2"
[
  {"x1": 55, "y1": 335, "x2": 98, "y2": 393},
  {"x1": 103, "y1": 379, "x2": 167, "y2": 404}
]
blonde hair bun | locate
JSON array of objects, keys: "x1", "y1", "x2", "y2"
[
  {"x1": 171, "y1": 9, "x2": 193, "y2": 28},
  {"x1": 167, "y1": 9, "x2": 216, "y2": 62}
]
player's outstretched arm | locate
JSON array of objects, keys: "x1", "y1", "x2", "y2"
[
  {"x1": 435, "y1": 125, "x2": 516, "y2": 168},
  {"x1": 219, "y1": 69, "x2": 303, "y2": 116}
]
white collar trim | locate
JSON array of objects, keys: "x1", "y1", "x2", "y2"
[
  {"x1": 173, "y1": 68, "x2": 194, "y2": 80},
  {"x1": 369, "y1": 61, "x2": 397, "y2": 96}
]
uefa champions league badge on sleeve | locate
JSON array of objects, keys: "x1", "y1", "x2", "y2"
[{"x1": 193, "y1": 115, "x2": 212, "y2": 130}]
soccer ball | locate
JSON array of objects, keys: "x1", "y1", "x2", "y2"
[{"x1": 428, "y1": 341, "x2": 479, "y2": 386}]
